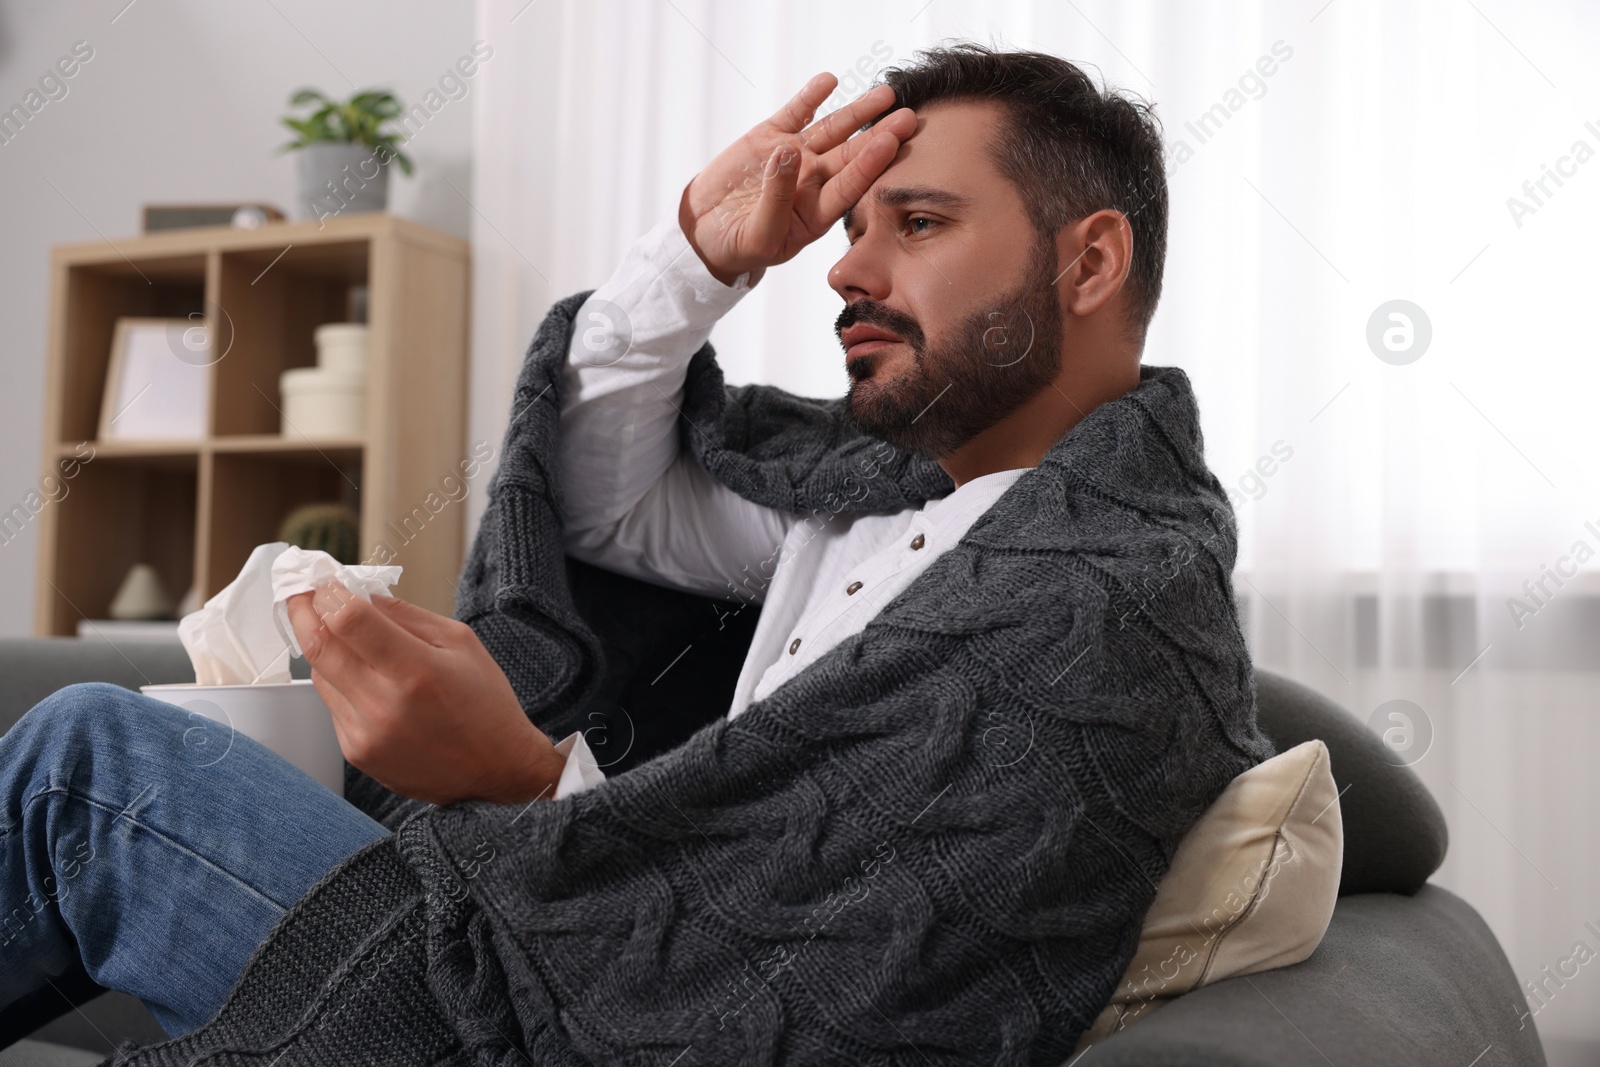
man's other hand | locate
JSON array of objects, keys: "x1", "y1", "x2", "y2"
[
  {"x1": 679, "y1": 73, "x2": 917, "y2": 287},
  {"x1": 285, "y1": 583, "x2": 564, "y2": 807}
]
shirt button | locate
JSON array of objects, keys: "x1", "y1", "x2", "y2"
[
  {"x1": 910, "y1": 533, "x2": 926, "y2": 550},
  {"x1": 788, "y1": 637, "x2": 802, "y2": 655},
  {"x1": 845, "y1": 580, "x2": 863, "y2": 596}
]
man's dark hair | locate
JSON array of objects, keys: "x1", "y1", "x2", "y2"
[{"x1": 868, "y1": 43, "x2": 1169, "y2": 343}]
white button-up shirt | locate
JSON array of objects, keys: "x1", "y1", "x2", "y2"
[{"x1": 548, "y1": 219, "x2": 1026, "y2": 796}]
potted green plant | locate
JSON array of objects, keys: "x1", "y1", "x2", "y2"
[{"x1": 279, "y1": 87, "x2": 415, "y2": 222}]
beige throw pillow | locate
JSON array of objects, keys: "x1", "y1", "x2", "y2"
[{"x1": 1076, "y1": 739, "x2": 1344, "y2": 1048}]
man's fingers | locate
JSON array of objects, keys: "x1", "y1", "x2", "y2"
[
  {"x1": 309, "y1": 581, "x2": 429, "y2": 675},
  {"x1": 286, "y1": 591, "x2": 321, "y2": 660},
  {"x1": 746, "y1": 142, "x2": 802, "y2": 257},
  {"x1": 309, "y1": 667, "x2": 365, "y2": 759},
  {"x1": 765, "y1": 71, "x2": 836, "y2": 134},
  {"x1": 814, "y1": 106, "x2": 916, "y2": 182},
  {"x1": 814, "y1": 127, "x2": 906, "y2": 228},
  {"x1": 798, "y1": 83, "x2": 896, "y2": 157},
  {"x1": 372, "y1": 594, "x2": 465, "y2": 647},
  {"x1": 287, "y1": 592, "x2": 377, "y2": 693}
]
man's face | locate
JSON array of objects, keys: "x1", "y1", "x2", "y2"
[{"x1": 832, "y1": 99, "x2": 1064, "y2": 459}]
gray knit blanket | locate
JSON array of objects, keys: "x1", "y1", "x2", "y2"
[{"x1": 104, "y1": 291, "x2": 1272, "y2": 1066}]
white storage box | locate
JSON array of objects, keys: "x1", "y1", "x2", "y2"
[
  {"x1": 313, "y1": 322, "x2": 369, "y2": 376},
  {"x1": 280, "y1": 367, "x2": 365, "y2": 437}
]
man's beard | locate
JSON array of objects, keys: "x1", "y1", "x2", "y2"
[{"x1": 837, "y1": 238, "x2": 1065, "y2": 459}]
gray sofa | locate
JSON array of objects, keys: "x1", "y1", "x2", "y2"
[{"x1": 0, "y1": 638, "x2": 1548, "y2": 1066}]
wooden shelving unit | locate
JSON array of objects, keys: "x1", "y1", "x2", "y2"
[{"x1": 34, "y1": 213, "x2": 471, "y2": 635}]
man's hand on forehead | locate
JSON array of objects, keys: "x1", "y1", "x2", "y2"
[{"x1": 678, "y1": 72, "x2": 917, "y2": 287}]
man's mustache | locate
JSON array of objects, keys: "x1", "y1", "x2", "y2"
[{"x1": 835, "y1": 302, "x2": 926, "y2": 351}]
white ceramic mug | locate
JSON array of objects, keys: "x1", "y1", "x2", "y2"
[{"x1": 139, "y1": 679, "x2": 345, "y2": 797}]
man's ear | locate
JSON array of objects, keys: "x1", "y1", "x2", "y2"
[{"x1": 1053, "y1": 209, "x2": 1133, "y2": 320}]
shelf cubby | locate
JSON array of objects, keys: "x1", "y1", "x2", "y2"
[
  {"x1": 213, "y1": 241, "x2": 368, "y2": 437},
  {"x1": 35, "y1": 214, "x2": 469, "y2": 636},
  {"x1": 57, "y1": 255, "x2": 207, "y2": 442},
  {"x1": 204, "y1": 450, "x2": 362, "y2": 597},
  {"x1": 43, "y1": 451, "x2": 198, "y2": 626}
]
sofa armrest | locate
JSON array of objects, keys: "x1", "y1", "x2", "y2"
[
  {"x1": 0, "y1": 637, "x2": 196, "y2": 736},
  {"x1": 1082, "y1": 885, "x2": 1545, "y2": 1066},
  {"x1": 0, "y1": 637, "x2": 200, "y2": 1054},
  {"x1": 0, "y1": 636, "x2": 316, "y2": 1053}
]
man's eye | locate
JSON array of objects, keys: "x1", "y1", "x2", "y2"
[{"x1": 906, "y1": 216, "x2": 937, "y2": 235}]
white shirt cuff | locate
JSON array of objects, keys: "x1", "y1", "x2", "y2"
[{"x1": 650, "y1": 218, "x2": 755, "y2": 303}]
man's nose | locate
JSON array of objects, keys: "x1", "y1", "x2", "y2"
[{"x1": 828, "y1": 228, "x2": 892, "y2": 304}]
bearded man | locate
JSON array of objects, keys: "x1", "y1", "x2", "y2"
[{"x1": 0, "y1": 45, "x2": 1270, "y2": 1064}]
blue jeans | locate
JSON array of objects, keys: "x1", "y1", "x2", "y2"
[{"x1": 0, "y1": 683, "x2": 388, "y2": 1037}]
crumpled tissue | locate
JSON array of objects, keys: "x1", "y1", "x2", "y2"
[{"x1": 177, "y1": 542, "x2": 402, "y2": 685}]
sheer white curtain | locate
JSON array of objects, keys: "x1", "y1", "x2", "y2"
[{"x1": 467, "y1": 0, "x2": 1600, "y2": 1046}]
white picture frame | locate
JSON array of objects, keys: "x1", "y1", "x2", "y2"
[{"x1": 99, "y1": 317, "x2": 210, "y2": 440}]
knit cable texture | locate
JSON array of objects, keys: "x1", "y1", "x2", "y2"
[{"x1": 104, "y1": 290, "x2": 1272, "y2": 1066}]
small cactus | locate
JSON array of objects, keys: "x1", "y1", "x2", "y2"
[{"x1": 278, "y1": 503, "x2": 360, "y2": 564}]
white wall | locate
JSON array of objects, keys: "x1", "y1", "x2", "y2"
[{"x1": 0, "y1": 0, "x2": 477, "y2": 635}]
